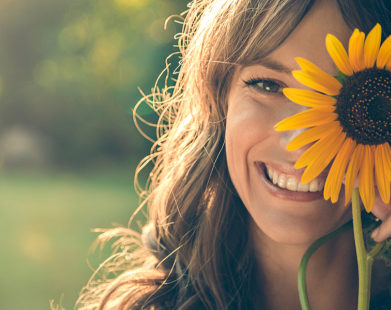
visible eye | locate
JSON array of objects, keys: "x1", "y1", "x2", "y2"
[{"x1": 243, "y1": 78, "x2": 284, "y2": 94}]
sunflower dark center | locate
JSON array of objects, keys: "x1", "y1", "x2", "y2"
[{"x1": 336, "y1": 68, "x2": 391, "y2": 145}]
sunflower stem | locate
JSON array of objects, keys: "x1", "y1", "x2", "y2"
[
  {"x1": 352, "y1": 187, "x2": 371, "y2": 310},
  {"x1": 298, "y1": 220, "x2": 353, "y2": 310},
  {"x1": 368, "y1": 241, "x2": 385, "y2": 258}
]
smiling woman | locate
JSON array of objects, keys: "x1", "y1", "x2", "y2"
[
  {"x1": 76, "y1": 0, "x2": 391, "y2": 309},
  {"x1": 225, "y1": 0, "x2": 354, "y2": 247}
]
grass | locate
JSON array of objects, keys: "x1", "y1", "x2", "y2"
[{"x1": 0, "y1": 168, "x2": 146, "y2": 310}]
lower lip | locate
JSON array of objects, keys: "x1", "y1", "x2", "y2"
[{"x1": 255, "y1": 162, "x2": 324, "y2": 202}]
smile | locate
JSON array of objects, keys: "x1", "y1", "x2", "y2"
[
  {"x1": 255, "y1": 162, "x2": 325, "y2": 202},
  {"x1": 265, "y1": 164, "x2": 325, "y2": 192}
]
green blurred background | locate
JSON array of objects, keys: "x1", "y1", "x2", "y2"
[{"x1": 0, "y1": 0, "x2": 186, "y2": 309}]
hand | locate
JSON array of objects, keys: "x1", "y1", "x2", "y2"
[
  {"x1": 342, "y1": 174, "x2": 391, "y2": 242},
  {"x1": 370, "y1": 195, "x2": 391, "y2": 242}
]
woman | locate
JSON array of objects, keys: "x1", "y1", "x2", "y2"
[{"x1": 77, "y1": 0, "x2": 391, "y2": 309}]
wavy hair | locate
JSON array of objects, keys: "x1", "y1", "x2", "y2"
[{"x1": 74, "y1": 0, "x2": 391, "y2": 309}]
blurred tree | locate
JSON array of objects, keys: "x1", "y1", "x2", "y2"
[{"x1": 0, "y1": 0, "x2": 186, "y2": 169}]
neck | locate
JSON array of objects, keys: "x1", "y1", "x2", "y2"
[{"x1": 251, "y1": 221, "x2": 358, "y2": 310}]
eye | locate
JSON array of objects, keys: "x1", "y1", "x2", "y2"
[{"x1": 244, "y1": 78, "x2": 284, "y2": 94}]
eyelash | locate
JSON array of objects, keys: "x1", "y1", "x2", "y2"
[{"x1": 243, "y1": 77, "x2": 285, "y2": 95}]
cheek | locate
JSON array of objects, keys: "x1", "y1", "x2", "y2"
[
  {"x1": 225, "y1": 103, "x2": 273, "y2": 200},
  {"x1": 226, "y1": 102, "x2": 275, "y2": 160}
]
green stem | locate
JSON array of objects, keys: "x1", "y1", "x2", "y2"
[
  {"x1": 368, "y1": 242, "x2": 385, "y2": 258},
  {"x1": 298, "y1": 220, "x2": 353, "y2": 310},
  {"x1": 352, "y1": 188, "x2": 371, "y2": 310}
]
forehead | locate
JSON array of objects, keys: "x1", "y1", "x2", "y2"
[{"x1": 269, "y1": 0, "x2": 352, "y2": 74}]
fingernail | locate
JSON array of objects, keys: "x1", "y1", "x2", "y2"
[{"x1": 371, "y1": 228, "x2": 380, "y2": 241}]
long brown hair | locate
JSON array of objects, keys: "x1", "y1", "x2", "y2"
[{"x1": 75, "y1": 0, "x2": 391, "y2": 309}]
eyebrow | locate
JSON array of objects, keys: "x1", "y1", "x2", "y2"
[{"x1": 257, "y1": 57, "x2": 293, "y2": 74}]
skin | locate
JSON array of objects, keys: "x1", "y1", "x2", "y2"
[{"x1": 225, "y1": 0, "x2": 391, "y2": 309}]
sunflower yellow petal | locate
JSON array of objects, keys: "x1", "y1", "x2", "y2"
[
  {"x1": 292, "y1": 70, "x2": 342, "y2": 96},
  {"x1": 359, "y1": 145, "x2": 375, "y2": 212},
  {"x1": 349, "y1": 29, "x2": 365, "y2": 71},
  {"x1": 382, "y1": 142, "x2": 391, "y2": 179},
  {"x1": 326, "y1": 34, "x2": 353, "y2": 76},
  {"x1": 301, "y1": 131, "x2": 346, "y2": 184},
  {"x1": 286, "y1": 122, "x2": 339, "y2": 151},
  {"x1": 364, "y1": 23, "x2": 382, "y2": 69},
  {"x1": 375, "y1": 144, "x2": 390, "y2": 204},
  {"x1": 376, "y1": 34, "x2": 391, "y2": 69},
  {"x1": 295, "y1": 57, "x2": 342, "y2": 86},
  {"x1": 295, "y1": 57, "x2": 321, "y2": 72},
  {"x1": 344, "y1": 144, "x2": 365, "y2": 205},
  {"x1": 292, "y1": 58, "x2": 342, "y2": 96},
  {"x1": 274, "y1": 109, "x2": 337, "y2": 131},
  {"x1": 283, "y1": 88, "x2": 337, "y2": 108},
  {"x1": 385, "y1": 58, "x2": 391, "y2": 71},
  {"x1": 323, "y1": 138, "x2": 356, "y2": 203},
  {"x1": 380, "y1": 143, "x2": 391, "y2": 187},
  {"x1": 294, "y1": 125, "x2": 342, "y2": 169}
]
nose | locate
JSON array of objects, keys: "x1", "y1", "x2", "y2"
[
  {"x1": 279, "y1": 127, "x2": 306, "y2": 149},
  {"x1": 274, "y1": 102, "x2": 311, "y2": 161},
  {"x1": 276, "y1": 127, "x2": 312, "y2": 164},
  {"x1": 271, "y1": 94, "x2": 312, "y2": 161},
  {"x1": 275, "y1": 99, "x2": 309, "y2": 146}
]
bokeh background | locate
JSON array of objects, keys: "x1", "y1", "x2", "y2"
[{"x1": 0, "y1": 0, "x2": 187, "y2": 309}]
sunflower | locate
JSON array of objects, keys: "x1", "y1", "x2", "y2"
[{"x1": 274, "y1": 23, "x2": 391, "y2": 212}]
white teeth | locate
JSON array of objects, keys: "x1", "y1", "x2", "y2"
[
  {"x1": 286, "y1": 177, "x2": 298, "y2": 191},
  {"x1": 297, "y1": 182, "x2": 309, "y2": 192},
  {"x1": 272, "y1": 171, "x2": 279, "y2": 185},
  {"x1": 267, "y1": 167, "x2": 273, "y2": 183},
  {"x1": 277, "y1": 174, "x2": 286, "y2": 188},
  {"x1": 309, "y1": 179, "x2": 318, "y2": 192},
  {"x1": 265, "y1": 165, "x2": 325, "y2": 193}
]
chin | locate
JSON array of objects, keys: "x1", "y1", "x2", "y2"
[{"x1": 249, "y1": 201, "x2": 352, "y2": 245}]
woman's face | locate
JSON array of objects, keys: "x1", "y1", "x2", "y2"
[{"x1": 225, "y1": 0, "x2": 353, "y2": 244}]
